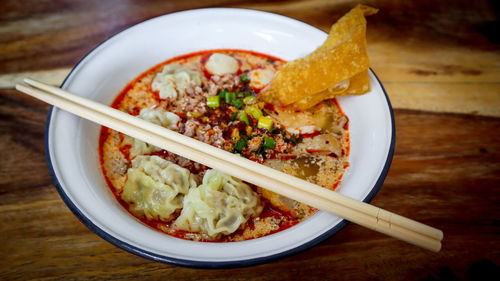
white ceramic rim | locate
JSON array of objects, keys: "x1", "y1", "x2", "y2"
[{"x1": 45, "y1": 8, "x2": 395, "y2": 268}]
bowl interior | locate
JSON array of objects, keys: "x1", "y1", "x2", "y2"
[{"x1": 46, "y1": 8, "x2": 394, "y2": 267}]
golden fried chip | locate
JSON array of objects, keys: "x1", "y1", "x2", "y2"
[
  {"x1": 261, "y1": 4, "x2": 377, "y2": 107},
  {"x1": 344, "y1": 69, "x2": 370, "y2": 95},
  {"x1": 291, "y1": 79, "x2": 350, "y2": 110},
  {"x1": 291, "y1": 70, "x2": 370, "y2": 110}
]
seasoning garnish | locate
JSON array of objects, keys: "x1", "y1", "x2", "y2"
[
  {"x1": 233, "y1": 135, "x2": 248, "y2": 153},
  {"x1": 241, "y1": 74, "x2": 249, "y2": 83},
  {"x1": 232, "y1": 99, "x2": 244, "y2": 109},
  {"x1": 262, "y1": 137, "x2": 276, "y2": 149},
  {"x1": 207, "y1": 96, "x2": 220, "y2": 108},
  {"x1": 247, "y1": 105, "x2": 262, "y2": 119},
  {"x1": 257, "y1": 116, "x2": 273, "y2": 130},
  {"x1": 243, "y1": 96, "x2": 257, "y2": 104},
  {"x1": 230, "y1": 112, "x2": 238, "y2": 121},
  {"x1": 238, "y1": 111, "x2": 250, "y2": 125},
  {"x1": 225, "y1": 92, "x2": 236, "y2": 103}
]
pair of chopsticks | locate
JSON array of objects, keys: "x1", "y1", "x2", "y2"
[{"x1": 17, "y1": 79, "x2": 443, "y2": 252}]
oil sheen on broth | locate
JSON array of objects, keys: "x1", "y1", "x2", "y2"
[{"x1": 99, "y1": 49, "x2": 350, "y2": 242}]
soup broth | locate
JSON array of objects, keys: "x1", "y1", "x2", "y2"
[{"x1": 99, "y1": 49, "x2": 349, "y2": 242}]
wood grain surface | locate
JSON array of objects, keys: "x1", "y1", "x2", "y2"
[{"x1": 1, "y1": 0, "x2": 499, "y2": 280}]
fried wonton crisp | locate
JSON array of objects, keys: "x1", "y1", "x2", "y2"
[
  {"x1": 261, "y1": 4, "x2": 377, "y2": 108},
  {"x1": 291, "y1": 70, "x2": 370, "y2": 110}
]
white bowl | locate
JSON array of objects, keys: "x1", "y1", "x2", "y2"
[{"x1": 45, "y1": 8, "x2": 395, "y2": 268}]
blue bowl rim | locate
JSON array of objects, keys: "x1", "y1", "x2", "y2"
[{"x1": 44, "y1": 8, "x2": 395, "y2": 269}]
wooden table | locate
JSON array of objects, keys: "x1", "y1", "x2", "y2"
[{"x1": 1, "y1": 1, "x2": 499, "y2": 280}]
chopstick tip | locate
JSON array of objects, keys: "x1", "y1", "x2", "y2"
[
  {"x1": 15, "y1": 83, "x2": 25, "y2": 91},
  {"x1": 433, "y1": 242, "x2": 442, "y2": 253}
]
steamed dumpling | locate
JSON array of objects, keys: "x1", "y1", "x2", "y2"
[
  {"x1": 122, "y1": 108, "x2": 180, "y2": 159},
  {"x1": 138, "y1": 107, "x2": 181, "y2": 128},
  {"x1": 205, "y1": 53, "x2": 239, "y2": 75},
  {"x1": 152, "y1": 64, "x2": 202, "y2": 100},
  {"x1": 173, "y1": 170, "x2": 262, "y2": 238},
  {"x1": 121, "y1": 155, "x2": 198, "y2": 221}
]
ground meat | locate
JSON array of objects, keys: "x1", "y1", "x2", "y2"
[
  {"x1": 208, "y1": 74, "x2": 242, "y2": 95},
  {"x1": 222, "y1": 141, "x2": 234, "y2": 152},
  {"x1": 182, "y1": 119, "x2": 199, "y2": 137},
  {"x1": 185, "y1": 84, "x2": 204, "y2": 96},
  {"x1": 274, "y1": 135, "x2": 291, "y2": 154},
  {"x1": 158, "y1": 152, "x2": 208, "y2": 178},
  {"x1": 181, "y1": 95, "x2": 207, "y2": 114},
  {"x1": 197, "y1": 124, "x2": 212, "y2": 142},
  {"x1": 110, "y1": 156, "x2": 129, "y2": 177},
  {"x1": 210, "y1": 126, "x2": 225, "y2": 148},
  {"x1": 175, "y1": 83, "x2": 207, "y2": 114},
  {"x1": 248, "y1": 136, "x2": 263, "y2": 152},
  {"x1": 180, "y1": 116, "x2": 229, "y2": 150},
  {"x1": 195, "y1": 124, "x2": 225, "y2": 148}
]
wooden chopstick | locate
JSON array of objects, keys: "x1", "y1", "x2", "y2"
[
  {"x1": 17, "y1": 79, "x2": 443, "y2": 252},
  {"x1": 23, "y1": 79, "x2": 443, "y2": 241}
]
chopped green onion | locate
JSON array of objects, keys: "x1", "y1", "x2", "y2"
[
  {"x1": 238, "y1": 111, "x2": 249, "y2": 125},
  {"x1": 241, "y1": 74, "x2": 249, "y2": 83},
  {"x1": 256, "y1": 145, "x2": 265, "y2": 155},
  {"x1": 218, "y1": 90, "x2": 228, "y2": 100},
  {"x1": 237, "y1": 92, "x2": 245, "y2": 98},
  {"x1": 225, "y1": 92, "x2": 236, "y2": 103},
  {"x1": 257, "y1": 116, "x2": 274, "y2": 130},
  {"x1": 289, "y1": 136, "x2": 302, "y2": 144},
  {"x1": 206, "y1": 96, "x2": 220, "y2": 108},
  {"x1": 230, "y1": 112, "x2": 238, "y2": 121},
  {"x1": 244, "y1": 91, "x2": 254, "y2": 97},
  {"x1": 243, "y1": 96, "x2": 258, "y2": 104},
  {"x1": 245, "y1": 104, "x2": 263, "y2": 119},
  {"x1": 233, "y1": 138, "x2": 247, "y2": 153},
  {"x1": 232, "y1": 99, "x2": 244, "y2": 109},
  {"x1": 262, "y1": 137, "x2": 276, "y2": 150}
]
